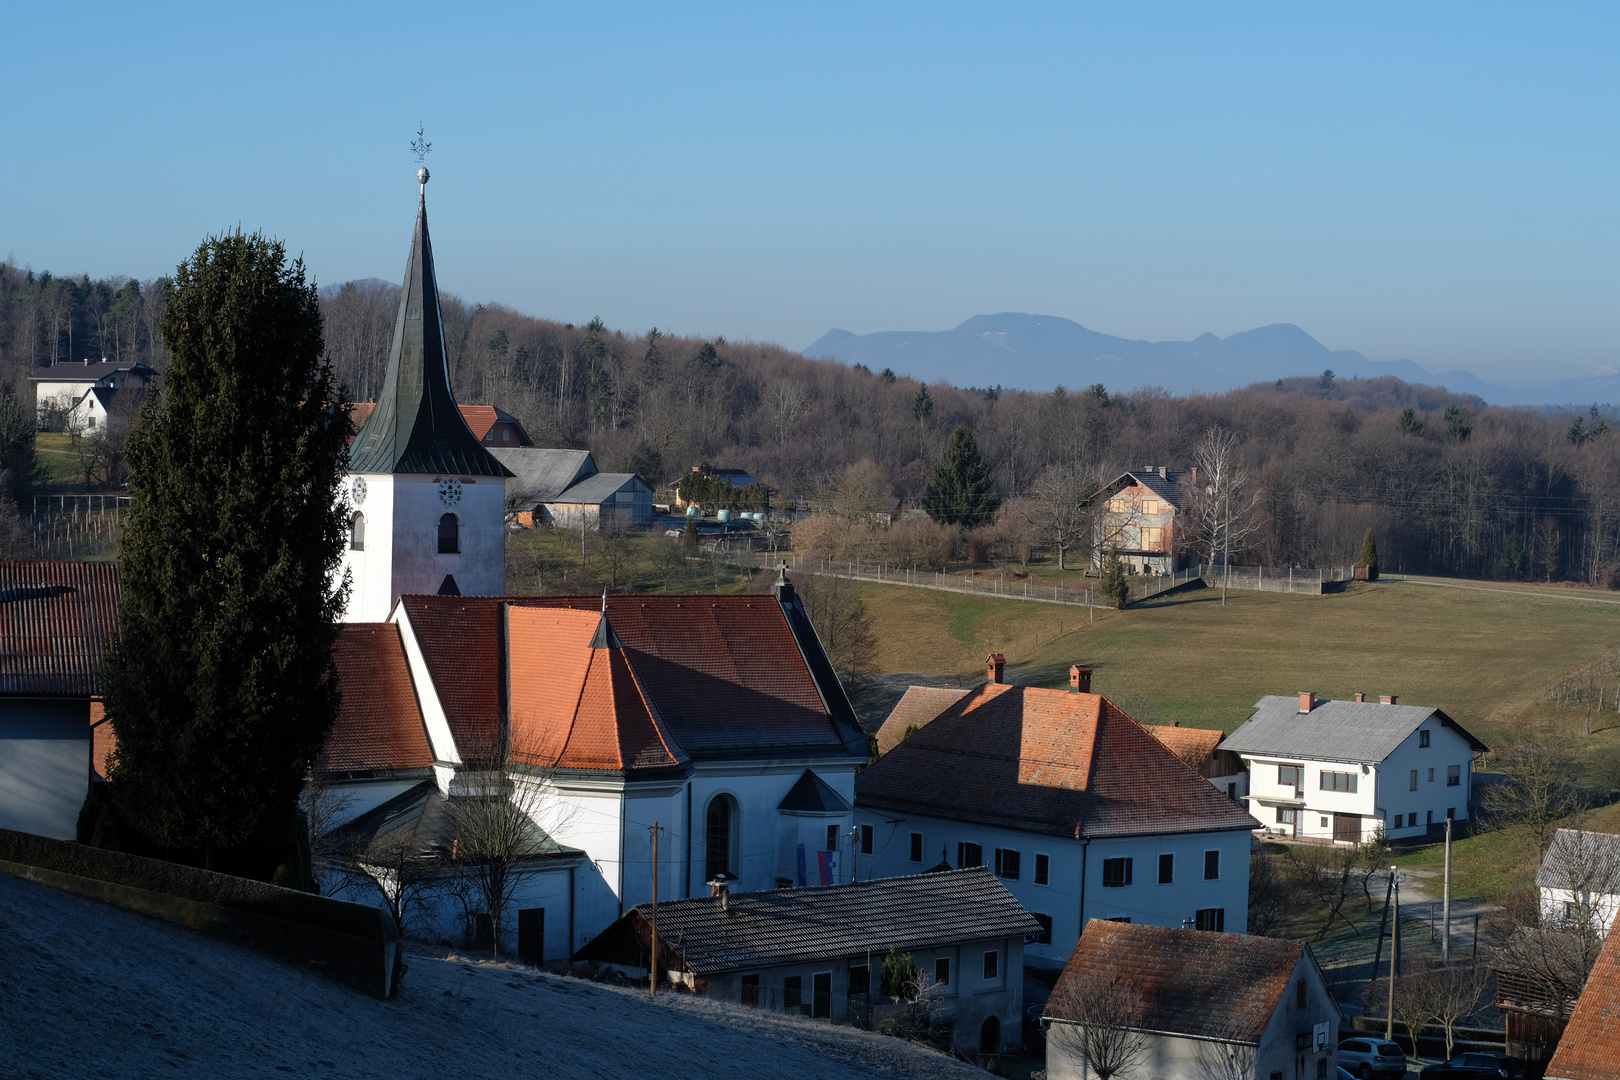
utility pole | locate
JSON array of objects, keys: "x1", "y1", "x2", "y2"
[
  {"x1": 1442, "y1": 816, "x2": 1453, "y2": 964},
  {"x1": 845, "y1": 825, "x2": 860, "y2": 883},
  {"x1": 649, "y1": 821, "x2": 659, "y2": 998},
  {"x1": 1387, "y1": 865, "x2": 1399, "y2": 1042}
]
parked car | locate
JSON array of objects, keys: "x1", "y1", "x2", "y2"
[
  {"x1": 1338, "y1": 1037, "x2": 1407, "y2": 1079},
  {"x1": 1419, "y1": 1052, "x2": 1526, "y2": 1078},
  {"x1": 1338, "y1": 1070, "x2": 1358, "y2": 1080}
]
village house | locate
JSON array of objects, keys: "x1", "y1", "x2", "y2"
[
  {"x1": 855, "y1": 655, "x2": 1259, "y2": 969},
  {"x1": 0, "y1": 561, "x2": 120, "y2": 840},
  {"x1": 29, "y1": 359, "x2": 156, "y2": 426},
  {"x1": 575, "y1": 866, "x2": 1041, "y2": 1056},
  {"x1": 1087, "y1": 466, "x2": 1188, "y2": 575},
  {"x1": 491, "y1": 446, "x2": 653, "y2": 530},
  {"x1": 1544, "y1": 910, "x2": 1620, "y2": 1080},
  {"x1": 1146, "y1": 721, "x2": 1250, "y2": 802},
  {"x1": 1043, "y1": 920, "x2": 1341, "y2": 1080},
  {"x1": 1220, "y1": 693, "x2": 1487, "y2": 845},
  {"x1": 315, "y1": 580, "x2": 869, "y2": 960},
  {"x1": 1538, "y1": 830, "x2": 1620, "y2": 939}
]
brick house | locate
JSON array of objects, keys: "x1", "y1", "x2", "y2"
[{"x1": 1088, "y1": 467, "x2": 1188, "y2": 574}]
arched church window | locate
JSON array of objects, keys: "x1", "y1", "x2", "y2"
[
  {"x1": 705, "y1": 793, "x2": 738, "y2": 881},
  {"x1": 349, "y1": 512, "x2": 366, "y2": 551},
  {"x1": 438, "y1": 513, "x2": 460, "y2": 554}
]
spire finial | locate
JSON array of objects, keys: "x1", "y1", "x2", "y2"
[{"x1": 412, "y1": 123, "x2": 432, "y2": 193}]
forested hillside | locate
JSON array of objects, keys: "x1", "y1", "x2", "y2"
[{"x1": 3, "y1": 259, "x2": 1619, "y2": 585}]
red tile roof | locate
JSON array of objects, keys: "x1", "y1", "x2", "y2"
[
  {"x1": 1145, "y1": 723, "x2": 1225, "y2": 768},
  {"x1": 1547, "y1": 910, "x2": 1620, "y2": 1080},
  {"x1": 399, "y1": 594, "x2": 862, "y2": 769},
  {"x1": 856, "y1": 683, "x2": 1260, "y2": 839},
  {"x1": 0, "y1": 561, "x2": 120, "y2": 697},
  {"x1": 346, "y1": 402, "x2": 516, "y2": 446},
  {"x1": 317, "y1": 623, "x2": 435, "y2": 774},
  {"x1": 1048, "y1": 920, "x2": 1311, "y2": 1044},
  {"x1": 875, "y1": 685, "x2": 970, "y2": 754}
]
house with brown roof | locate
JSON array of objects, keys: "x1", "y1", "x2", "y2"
[
  {"x1": 314, "y1": 575, "x2": 868, "y2": 960},
  {"x1": 1044, "y1": 920, "x2": 1341, "y2": 1080},
  {"x1": 854, "y1": 656, "x2": 1260, "y2": 968},
  {"x1": 1545, "y1": 910, "x2": 1620, "y2": 1080},
  {"x1": 0, "y1": 561, "x2": 120, "y2": 840},
  {"x1": 1147, "y1": 723, "x2": 1250, "y2": 803}
]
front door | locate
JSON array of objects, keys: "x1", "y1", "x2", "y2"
[
  {"x1": 518, "y1": 907, "x2": 544, "y2": 964},
  {"x1": 1333, "y1": 813, "x2": 1361, "y2": 844},
  {"x1": 812, "y1": 971, "x2": 832, "y2": 1019}
]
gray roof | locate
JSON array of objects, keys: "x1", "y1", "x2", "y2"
[
  {"x1": 326, "y1": 780, "x2": 582, "y2": 863},
  {"x1": 347, "y1": 193, "x2": 509, "y2": 478},
  {"x1": 1537, "y1": 829, "x2": 1620, "y2": 892},
  {"x1": 29, "y1": 361, "x2": 155, "y2": 383},
  {"x1": 777, "y1": 769, "x2": 852, "y2": 814},
  {"x1": 576, "y1": 866, "x2": 1041, "y2": 975},
  {"x1": 551, "y1": 473, "x2": 649, "y2": 505},
  {"x1": 491, "y1": 447, "x2": 597, "y2": 505},
  {"x1": 1220, "y1": 695, "x2": 1486, "y2": 765}
]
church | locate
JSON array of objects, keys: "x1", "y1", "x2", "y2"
[{"x1": 321, "y1": 172, "x2": 867, "y2": 960}]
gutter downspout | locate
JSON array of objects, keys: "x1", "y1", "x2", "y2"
[
  {"x1": 685, "y1": 780, "x2": 693, "y2": 899},
  {"x1": 1078, "y1": 837, "x2": 1090, "y2": 939},
  {"x1": 569, "y1": 863, "x2": 576, "y2": 959},
  {"x1": 617, "y1": 789, "x2": 626, "y2": 917}
]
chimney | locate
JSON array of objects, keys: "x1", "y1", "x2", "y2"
[
  {"x1": 1354, "y1": 692, "x2": 1366, "y2": 703},
  {"x1": 1190, "y1": 467, "x2": 1198, "y2": 486},
  {"x1": 1158, "y1": 466, "x2": 1168, "y2": 478},
  {"x1": 709, "y1": 875, "x2": 731, "y2": 907},
  {"x1": 1069, "y1": 664, "x2": 1092, "y2": 694},
  {"x1": 1298, "y1": 692, "x2": 1314, "y2": 714},
  {"x1": 1380, "y1": 695, "x2": 1397, "y2": 705},
  {"x1": 987, "y1": 653, "x2": 1006, "y2": 684}
]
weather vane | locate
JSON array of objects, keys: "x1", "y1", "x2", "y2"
[{"x1": 412, "y1": 123, "x2": 432, "y2": 189}]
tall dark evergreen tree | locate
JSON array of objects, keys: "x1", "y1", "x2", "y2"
[
  {"x1": 924, "y1": 424, "x2": 999, "y2": 527},
  {"x1": 102, "y1": 232, "x2": 349, "y2": 876},
  {"x1": 1358, "y1": 528, "x2": 1379, "y2": 580}
]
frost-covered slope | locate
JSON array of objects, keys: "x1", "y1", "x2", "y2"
[{"x1": 0, "y1": 871, "x2": 983, "y2": 1079}]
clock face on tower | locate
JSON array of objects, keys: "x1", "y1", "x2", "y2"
[
  {"x1": 438, "y1": 477, "x2": 463, "y2": 508},
  {"x1": 351, "y1": 477, "x2": 367, "y2": 506}
]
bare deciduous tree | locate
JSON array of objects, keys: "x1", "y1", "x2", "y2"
[
  {"x1": 1428, "y1": 963, "x2": 1492, "y2": 1059},
  {"x1": 1476, "y1": 737, "x2": 1588, "y2": 855},
  {"x1": 1023, "y1": 462, "x2": 1100, "y2": 571},
  {"x1": 1183, "y1": 426, "x2": 1264, "y2": 603},
  {"x1": 1049, "y1": 972, "x2": 1153, "y2": 1079},
  {"x1": 1290, "y1": 842, "x2": 1361, "y2": 940}
]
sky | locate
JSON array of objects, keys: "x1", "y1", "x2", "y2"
[{"x1": 3, "y1": 2, "x2": 1616, "y2": 385}]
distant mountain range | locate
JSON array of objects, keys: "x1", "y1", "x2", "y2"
[{"x1": 804, "y1": 314, "x2": 1613, "y2": 408}]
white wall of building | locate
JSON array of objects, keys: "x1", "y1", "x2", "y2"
[{"x1": 855, "y1": 809, "x2": 1251, "y2": 968}]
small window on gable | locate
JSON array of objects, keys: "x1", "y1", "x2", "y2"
[
  {"x1": 1419, "y1": 729, "x2": 1431, "y2": 748},
  {"x1": 502, "y1": 428, "x2": 511, "y2": 441}
]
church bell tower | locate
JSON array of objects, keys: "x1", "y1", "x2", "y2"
[{"x1": 340, "y1": 167, "x2": 512, "y2": 622}]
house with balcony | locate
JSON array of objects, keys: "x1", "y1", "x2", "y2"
[
  {"x1": 1219, "y1": 693, "x2": 1487, "y2": 845},
  {"x1": 1087, "y1": 467, "x2": 1187, "y2": 575},
  {"x1": 855, "y1": 655, "x2": 1260, "y2": 970}
]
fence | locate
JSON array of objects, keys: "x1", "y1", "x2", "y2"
[
  {"x1": 1202, "y1": 564, "x2": 1357, "y2": 596},
  {"x1": 28, "y1": 494, "x2": 128, "y2": 559}
]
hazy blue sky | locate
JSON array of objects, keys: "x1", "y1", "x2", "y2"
[{"x1": 3, "y1": 2, "x2": 1615, "y2": 383}]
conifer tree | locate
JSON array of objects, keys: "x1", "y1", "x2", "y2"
[
  {"x1": 102, "y1": 232, "x2": 349, "y2": 876},
  {"x1": 1359, "y1": 528, "x2": 1379, "y2": 580},
  {"x1": 1101, "y1": 549, "x2": 1131, "y2": 610},
  {"x1": 924, "y1": 424, "x2": 999, "y2": 527}
]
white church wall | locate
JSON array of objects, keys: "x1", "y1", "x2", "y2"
[
  {"x1": 388, "y1": 475, "x2": 506, "y2": 604},
  {"x1": 340, "y1": 473, "x2": 395, "y2": 623}
]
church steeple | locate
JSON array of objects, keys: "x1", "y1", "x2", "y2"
[{"x1": 349, "y1": 177, "x2": 510, "y2": 478}]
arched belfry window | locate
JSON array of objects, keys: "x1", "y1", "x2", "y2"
[
  {"x1": 349, "y1": 512, "x2": 366, "y2": 551},
  {"x1": 438, "y1": 513, "x2": 460, "y2": 554},
  {"x1": 705, "y1": 794, "x2": 738, "y2": 881}
]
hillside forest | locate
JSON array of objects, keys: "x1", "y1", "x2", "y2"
[{"x1": 3, "y1": 258, "x2": 1620, "y2": 585}]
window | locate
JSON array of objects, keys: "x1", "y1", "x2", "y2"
[
  {"x1": 1447, "y1": 765, "x2": 1461, "y2": 787},
  {"x1": 934, "y1": 957, "x2": 950, "y2": 986},
  {"x1": 909, "y1": 832, "x2": 924, "y2": 863},
  {"x1": 1426, "y1": 810, "x2": 1433, "y2": 825},
  {"x1": 741, "y1": 973, "x2": 760, "y2": 1007},
  {"x1": 849, "y1": 965, "x2": 869, "y2": 996},
  {"x1": 957, "y1": 842, "x2": 983, "y2": 869},
  {"x1": 1296, "y1": 978, "x2": 1307, "y2": 1008},
  {"x1": 1102, "y1": 857, "x2": 1133, "y2": 888},
  {"x1": 1034, "y1": 853, "x2": 1050, "y2": 886},
  {"x1": 1277, "y1": 808, "x2": 1297, "y2": 825},
  {"x1": 1204, "y1": 850, "x2": 1220, "y2": 880},
  {"x1": 1410, "y1": 769, "x2": 1418, "y2": 791},
  {"x1": 783, "y1": 975, "x2": 804, "y2": 1014},
  {"x1": 1446, "y1": 807, "x2": 1455, "y2": 820},
  {"x1": 1142, "y1": 500, "x2": 1160, "y2": 515},
  {"x1": 1320, "y1": 770, "x2": 1358, "y2": 793},
  {"x1": 1279, "y1": 765, "x2": 1301, "y2": 790},
  {"x1": 438, "y1": 513, "x2": 460, "y2": 554},
  {"x1": 826, "y1": 825, "x2": 839, "y2": 851},
  {"x1": 1031, "y1": 913, "x2": 1053, "y2": 945},
  {"x1": 860, "y1": 824, "x2": 874, "y2": 855},
  {"x1": 1419, "y1": 729, "x2": 1431, "y2": 748},
  {"x1": 982, "y1": 950, "x2": 999, "y2": 981},
  {"x1": 1108, "y1": 498, "x2": 1128, "y2": 513},
  {"x1": 1317, "y1": 1059, "x2": 1329, "y2": 1079},
  {"x1": 994, "y1": 848, "x2": 1021, "y2": 880},
  {"x1": 1195, "y1": 907, "x2": 1225, "y2": 932},
  {"x1": 1158, "y1": 853, "x2": 1174, "y2": 884},
  {"x1": 1393, "y1": 814, "x2": 1403, "y2": 828},
  {"x1": 1428, "y1": 767, "x2": 1435, "y2": 783},
  {"x1": 349, "y1": 512, "x2": 366, "y2": 551},
  {"x1": 1142, "y1": 526, "x2": 1164, "y2": 549},
  {"x1": 1320, "y1": 816, "x2": 1330, "y2": 829},
  {"x1": 502, "y1": 429, "x2": 511, "y2": 442},
  {"x1": 704, "y1": 794, "x2": 736, "y2": 880}
]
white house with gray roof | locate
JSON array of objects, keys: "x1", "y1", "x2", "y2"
[
  {"x1": 1220, "y1": 693, "x2": 1487, "y2": 845},
  {"x1": 1537, "y1": 828, "x2": 1620, "y2": 938}
]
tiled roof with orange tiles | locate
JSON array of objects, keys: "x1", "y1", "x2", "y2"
[
  {"x1": 400, "y1": 594, "x2": 860, "y2": 767},
  {"x1": 346, "y1": 402, "x2": 500, "y2": 445},
  {"x1": 1547, "y1": 910, "x2": 1620, "y2": 1080},
  {"x1": 856, "y1": 683, "x2": 1260, "y2": 839},
  {"x1": 1048, "y1": 921, "x2": 1309, "y2": 1043},
  {"x1": 1, "y1": 560, "x2": 120, "y2": 697},
  {"x1": 1145, "y1": 723, "x2": 1224, "y2": 768},
  {"x1": 875, "y1": 686, "x2": 970, "y2": 754},
  {"x1": 318, "y1": 623, "x2": 435, "y2": 773}
]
